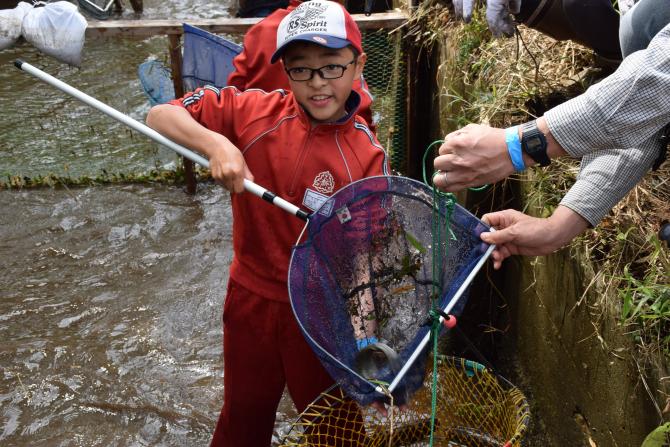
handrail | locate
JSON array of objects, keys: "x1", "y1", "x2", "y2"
[{"x1": 85, "y1": 11, "x2": 407, "y2": 38}]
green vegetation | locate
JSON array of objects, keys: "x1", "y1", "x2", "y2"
[{"x1": 0, "y1": 165, "x2": 213, "y2": 190}]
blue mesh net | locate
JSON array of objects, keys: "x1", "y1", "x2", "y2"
[
  {"x1": 138, "y1": 25, "x2": 241, "y2": 106},
  {"x1": 182, "y1": 23, "x2": 242, "y2": 91},
  {"x1": 288, "y1": 176, "x2": 492, "y2": 406},
  {"x1": 137, "y1": 60, "x2": 175, "y2": 106}
]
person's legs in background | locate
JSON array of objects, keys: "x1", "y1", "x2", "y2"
[{"x1": 619, "y1": 0, "x2": 670, "y2": 57}]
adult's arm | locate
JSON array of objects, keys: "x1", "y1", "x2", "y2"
[
  {"x1": 436, "y1": 22, "x2": 669, "y2": 224},
  {"x1": 545, "y1": 21, "x2": 670, "y2": 153},
  {"x1": 543, "y1": 22, "x2": 670, "y2": 225},
  {"x1": 558, "y1": 139, "x2": 659, "y2": 225}
]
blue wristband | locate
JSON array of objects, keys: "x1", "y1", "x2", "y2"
[
  {"x1": 356, "y1": 336, "x2": 378, "y2": 350},
  {"x1": 505, "y1": 126, "x2": 526, "y2": 172}
]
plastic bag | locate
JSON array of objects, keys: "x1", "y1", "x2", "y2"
[
  {"x1": 21, "y1": 1, "x2": 87, "y2": 66},
  {"x1": 0, "y1": 2, "x2": 33, "y2": 51}
]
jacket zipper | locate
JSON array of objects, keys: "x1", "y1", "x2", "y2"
[{"x1": 287, "y1": 127, "x2": 314, "y2": 197}]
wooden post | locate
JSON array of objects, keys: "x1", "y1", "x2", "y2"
[
  {"x1": 168, "y1": 34, "x2": 197, "y2": 194},
  {"x1": 404, "y1": 1, "x2": 438, "y2": 181},
  {"x1": 128, "y1": 0, "x2": 143, "y2": 13}
]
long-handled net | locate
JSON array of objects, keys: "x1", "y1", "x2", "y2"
[
  {"x1": 289, "y1": 176, "x2": 493, "y2": 407},
  {"x1": 280, "y1": 355, "x2": 530, "y2": 447}
]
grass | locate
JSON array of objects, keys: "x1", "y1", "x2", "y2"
[
  {"x1": 406, "y1": 0, "x2": 670, "y2": 413},
  {"x1": 0, "y1": 163, "x2": 214, "y2": 190}
]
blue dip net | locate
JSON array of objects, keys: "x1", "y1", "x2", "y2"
[
  {"x1": 138, "y1": 24, "x2": 242, "y2": 106},
  {"x1": 182, "y1": 23, "x2": 242, "y2": 91},
  {"x1": 137, "y1": 60, "x2": 176, "y2": 106},
  {"x1": 288, "y1": 176, "x2": 492, "y2": 406}
]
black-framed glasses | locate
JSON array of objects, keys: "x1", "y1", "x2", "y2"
[{"x1": 284, "y1": 60, "x2": 356, "y2": 81}]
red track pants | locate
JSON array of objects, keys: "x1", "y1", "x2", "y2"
[{"x1": 210, "y1": 280, "x2": 336, "y2": 446}]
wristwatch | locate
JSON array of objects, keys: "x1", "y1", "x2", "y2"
[{"x1": 520, "y1": 120, "x2": 551, "y2": 167}]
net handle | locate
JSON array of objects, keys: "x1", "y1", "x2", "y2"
[
  {"x1": 14, "y1": 59, "x2": 310, "y2": 222},
  {"x1": 384, "y1": 238, "x2": 496, "y2": 394}
]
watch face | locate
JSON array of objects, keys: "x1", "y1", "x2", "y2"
[{"x1": 527, "y1": 136, "x2": 543, "y2": 149}]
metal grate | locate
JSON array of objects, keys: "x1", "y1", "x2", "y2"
[{"x1": 362, "y1": 29, "x2": 407, "y2": 172}]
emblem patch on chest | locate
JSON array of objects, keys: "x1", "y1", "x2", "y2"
[{"x1": 313, "y1": 171, "x2": 335, "y2": 194}]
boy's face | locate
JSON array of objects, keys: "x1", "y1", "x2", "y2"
[{"x1": 282, "y1": 43, "x2": 366, "y2": 125}]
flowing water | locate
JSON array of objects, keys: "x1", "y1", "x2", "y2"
[
  {"x1": 0, "y1": 0, "x2": 238, "y2": 181},
  {"x1": 0, "y1": 1, "x2": 299, "y2": 445},
  {"x1": 0, "y1": 184, "x2": 299, "y2": 446}
]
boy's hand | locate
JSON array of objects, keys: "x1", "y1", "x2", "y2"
[{"x1": 207, "y1": 135, "x2": 255, "y2": 194}]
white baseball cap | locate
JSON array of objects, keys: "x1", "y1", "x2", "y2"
[{"x1": 271, "y1": 0, "x2": 363, "y2": 63}]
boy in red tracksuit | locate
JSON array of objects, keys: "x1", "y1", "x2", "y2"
[
  {"x1": 146, "y1": 1, "x2": 389, "y2": 445},
  {"x1": 227, "y1": 0, "x2": 377, "y2": 133}
]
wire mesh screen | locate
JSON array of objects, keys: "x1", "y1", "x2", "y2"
[
  {"x1": 289, "y1": 176, "x2": 491, "y2": 406},
  {"x1": 362, "y1": 29, "x2": 407, "y2": 172},
  {"x1": 279, "y1": 356, "x2": 530, "y2": 447}
]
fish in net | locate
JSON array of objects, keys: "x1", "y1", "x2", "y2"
[
  {"x1": 288, "y1": 176, "x2": 493, "y2": 407},
  {"x1": 279, "y1": 355, "x2": 530, "y2": 447}
]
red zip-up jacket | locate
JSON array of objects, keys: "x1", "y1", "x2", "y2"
[
  {"x1": 170, "y1": 86, "x2": 389, "y2": 302},
  {"x1": 226, "y1": 0, "x2": 377, "y2": 133}
]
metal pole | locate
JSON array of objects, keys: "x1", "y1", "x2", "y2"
[
  {"x1": 14, "y1": 59, "x2": 310, "y2": 221},
  {"x1": 385, "y1": 242, "x2": 496, "y2": 394}
]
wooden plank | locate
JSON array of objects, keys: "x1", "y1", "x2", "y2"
[
  {"x1": 85, "y1": 11, "x2": 407, "y2": 38},
  {"x1": 167, "y1": 34, "x2": 197, "y2": 194}
]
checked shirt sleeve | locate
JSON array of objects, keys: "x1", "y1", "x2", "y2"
[
  {"x1": 545, "y1": 22, "x2": 670, "y2": 154},
  {"x1": 543, "y1": 22, "x2": 670, "y2": 225},
  {"x1": 559, "y1": 140, "x2": 659, "y2": 226}
]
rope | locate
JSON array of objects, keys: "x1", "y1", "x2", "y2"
[
  {"x1": 422, "y1": 140, "x2": 455, "y2": 446},
  {"x1": 421, "y1": 139, "x2": 490, "y2": 444}
]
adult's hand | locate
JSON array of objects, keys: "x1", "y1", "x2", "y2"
[
  {"x1": 433, "y1": 123, "x2": 515, "y2": 192},
  {"x1": 451, "y1": 0, "x2": 521, "y2": 37},
  {"x1": 479, "y1": 206, "x2": 589, "y2": 269}
]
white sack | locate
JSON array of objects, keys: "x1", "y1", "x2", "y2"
[
  {"x1": 22, "y1": 1, "x2": 87, "y2": 66},
  {"x1": 0, "y1": 2, "x2": 33, "y2": 51}
]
